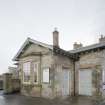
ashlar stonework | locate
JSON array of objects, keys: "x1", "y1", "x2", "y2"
[{"x1": 12, "y1": 31, "x2": 105, "y2": 99}]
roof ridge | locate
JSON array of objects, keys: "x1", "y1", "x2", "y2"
[
  {"x1": 28, "y1": 37, "x2": 52, "y2": 46},
  {"x1": 12, "y1": 37, "x2": 53, "y2": 61},
  {"x1": 70, "y1": 42, "x2": 105, "y2": 53}
]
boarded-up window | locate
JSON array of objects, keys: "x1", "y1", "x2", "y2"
[
  {"x1": 43, "y1": 68, "x2": 49, "y2": 83},
  {"x1": 23, "y1": 62, "x2": 30, "y2": 83},
  {"x1": 34, "y1": 63, "x2": 39, "y2": 83}
]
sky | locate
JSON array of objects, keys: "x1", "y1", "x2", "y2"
[{"x1": 0, "y1": 0, "x2": 105, "y2": 74}]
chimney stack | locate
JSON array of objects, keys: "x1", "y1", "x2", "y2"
[
  {"x1": 73, "y1": 42, "x2": 83, "y2": 49},
  {"x1": 53, "y1": 28, "x2": 59, "y2": 47},
  {"x1": 99, "y1": 35, "x2": 105, "y2": 43}
]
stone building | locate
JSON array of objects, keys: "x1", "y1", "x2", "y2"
[{"x1": 12, "y1": 30, "x2": 105, "y2": 99}]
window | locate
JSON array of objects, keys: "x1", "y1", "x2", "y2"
[
  {"x1": 43, "y1": 68, "x2": 49, "y2": 83},
  {"x1": 23, "y1": 62, "x2": 30, "y2": 83},
  {"x1": 103, "y1": 70, "x2": 105, "y2": 90},
  {"x1": 33, "y1": 63, "x2": 39, "y2": 83}
]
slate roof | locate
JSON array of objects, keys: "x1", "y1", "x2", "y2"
[
  {"x1": 13, "y1": 37, "x2": 105, "y2": 61},
  {"x1": 69, "y1": 42, "x2": 105, "y2": 53},
  {"x1": 12, "y1": 37, "x2": 53, "y2": 61}
]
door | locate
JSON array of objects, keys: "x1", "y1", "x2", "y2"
[
  {"x1": 79, "y1": 69, "x2": 92, "y2": 96},
  {"x1": 62, "y1": 70, "x2": 70, "y2": 96}
]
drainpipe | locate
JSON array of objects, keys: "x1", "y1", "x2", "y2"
[
  {"x1": 73, "y1": 60, "x2": 76, "y2": 96},
  {"x1": 39, "y1": 52, "x2": 42, "y2": 97}
]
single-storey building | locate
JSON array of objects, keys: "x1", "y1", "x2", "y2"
[{"x1": 12, "y1": 30, "x2": 105, "y2": 99}]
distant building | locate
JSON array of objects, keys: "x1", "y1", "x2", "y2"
[
  {"x1": 0, "y1": 75, "x2": 3, "y2": 90},
  {"x1": 12, "y1": 30, "x2": 105, "y2": 99},
  {"x1": 0, "y1": 75, "x2": 3, "y2": 81},
  {"x1": 8, "y1": 66, "x2": 19, "y2": 79}
]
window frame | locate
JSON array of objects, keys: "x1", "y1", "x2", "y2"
[
  {"x1": 33, "y1": 62, "x2": 39, "y2": 84},
  {"x1": 23, "y1": 61, "x2": 31, "y2": 84},
  {"x1": 43, "y1": 68, "x2": 50, "y2": 83}
]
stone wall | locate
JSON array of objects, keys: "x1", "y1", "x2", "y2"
[
  {"x1": 12, "y1": 79, "x2": 20, "y2": 92},
  {"x1": 17, "y1": 41, "x2": 105, "y2": 99},
  {"x1": 0, "y1": 80, "x2": 3, "y2": 90},
  {"x1": 18, "y1": 42, "x2": 75, "y2": 98},
  {"x1": 20, "y1": 54, "x2": 53, "y2": 98},
  {"x1": 3, "y1": 73, "x2": 20, "y2": 94},
  {"x1": 75, "y1": 50, "x2": 104, "y2": 97},
  {"x1": 21, "y1": 84, "x2": 41, "y2": 97},
  {"x1": 53, "y1": 54, "x2": 74, "y2": 97},
  {"x1": 18, "y1": 43, "x2": 54, "y2": 98}
]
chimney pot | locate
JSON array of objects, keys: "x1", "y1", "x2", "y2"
[
  {"x1": 73, "y1": 42, "x2": 83, "y2": 49},
  {"x1": 99, "y1": 34, "x2": 105, "y2": 43}
]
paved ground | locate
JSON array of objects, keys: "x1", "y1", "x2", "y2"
[{"x1": 0, "y1": 92, "x2": 103, "y2": 105}]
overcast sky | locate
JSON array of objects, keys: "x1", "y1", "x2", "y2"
[{"x1": 0, "y1": 0, "x2": 105, "y2": 74}]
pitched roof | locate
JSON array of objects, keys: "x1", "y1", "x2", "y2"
[
  {"x1": 12, "y1": 37, "x2": 53, "y2": 61},
  {"x1": 69, "y1": 42, "x2": 105, "y2": 53},
  {"x1": 13, "y1": 37, "x2": 105, "y2": 61}
]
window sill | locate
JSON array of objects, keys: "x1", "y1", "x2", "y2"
[{"x1": 42, "y1": 82, "x2": 50, "y2": 84}]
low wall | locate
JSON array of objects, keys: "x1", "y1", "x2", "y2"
[
  {"x1": 11, "y1": 79, "x2": 20, "y2": 92},
  {"x1": 3, "y1": 73, "x2": 20, "y2": 94},
  {"x1": 0, "y1": 80, "x2": 3, "y2": 90}
]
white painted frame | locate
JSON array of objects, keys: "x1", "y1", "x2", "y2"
[
  {"x1": 62, "y1": 69, "x2": 71, "y2": 96},
  {"x1": 23, "y1": 62, "x2": 31, "y2": 84},
  {"x1": 79, "y1": 69, "x2": 92, "y2": 96},
  {"x1": 43, "y1": 68, "x2": 50, "y2": 83},
  {"x1": 33, "y1": 62, "x2": 39, "y2": 84}
]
